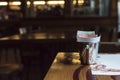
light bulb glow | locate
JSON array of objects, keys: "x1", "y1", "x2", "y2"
[
  {"x1": 47, "y1": 1, "x2": 64, "y2": 5},
  {"x1": 0, "y1": 2, "x2": 8, "y2": 6}
]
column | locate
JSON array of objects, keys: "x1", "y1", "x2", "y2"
[
  {"x1": 21, "y1": 0, "x2": 28, "y2": 18},
  {"x1": 29, "y1": 0, "x2": 36, "y2": 17},
  {"x1": 104, "y1": 0, "x2": 110, "y2": 16},
  {"x1": 64, "y1": 0, "x2": 73, "y2": 17},
  {"x1": 99, "y1": 0, "x2": 104, "y2": 16},
  {"x1": 118, "y1": 0, "x2": 120, "y2": 42},
  {"x1": 6, "y1": 0, "x2": 10, "y2": 10},
  {"x1": 90, "y1": 0, "x2": 95, "y2": 14}
]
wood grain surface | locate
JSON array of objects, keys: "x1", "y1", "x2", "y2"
[{"x1": 44, "y1": 52, "x2": 120, "y2": 80}]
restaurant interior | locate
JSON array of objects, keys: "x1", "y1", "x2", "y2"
[{"x1": 0, "y1": 0, "x2": 120, "y2": 80}]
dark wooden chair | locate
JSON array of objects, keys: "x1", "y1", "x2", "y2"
[{"x1": 0, "y1": 47, "x2": 23, "y2": 80}]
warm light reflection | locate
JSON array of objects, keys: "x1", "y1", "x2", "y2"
[
  {"x1": 0, "y1": 1, "x2": 64, "y2": 6},
  {"x1": 0, "y1": 0, "x2": 85, "y2": 6},
  {"x1": 78, "y1": 0, "x2": 84, "y2": 4},
  {"x1": 0, "y1": 2, "x2": 8, "y2": 6},
  {"x1": 27, "y1": 1, "x2": 30, "y2": 6},
  {"x1": 47, "y1": 1, "x2": 64, "y2": 5},
  {"x1": 9, "y1": 1, "x2": 21, "y2": 6},
  {"x1": 54, "y1": 52, "x2": 80, "y2": 64},
  {"x1": 0, "y1": 32, "x2": 66, "y2": 40},
  {"x1": 34, "y1": 1, "x2": 45, "y2": 5},
  {"x1": 73, "y1": 0, "x2": 84, "y2": 5}
]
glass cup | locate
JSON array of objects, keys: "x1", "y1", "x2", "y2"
[{"x1": 79, "y1": 42, "x2": 99, "y2": 65}]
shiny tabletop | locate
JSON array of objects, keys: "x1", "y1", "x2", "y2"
[
  {"x1": 0, "y1": 32, "x2": 67, "y2": 40},
  {"x1": 44, "y1": 52, "x2": 120, "y2": 80}
]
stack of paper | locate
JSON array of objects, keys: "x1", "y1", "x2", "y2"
[{"x1": 91, "y1": 54, "x2": 120, "y2": 75}]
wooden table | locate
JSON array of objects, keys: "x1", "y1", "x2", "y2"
[
  {"x1": 0, "y1": 33, "x2": 120, "y2": 80},
  {"x1": 44, "y1": 52, "x2": 120, "y2": 80}
]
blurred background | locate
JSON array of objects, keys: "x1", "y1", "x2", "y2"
[{"x1": 0, "y1": 0, "x2": 118, "y2": 42}]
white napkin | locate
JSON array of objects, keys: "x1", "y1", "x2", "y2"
[{"x1": 91, "y1": 54, "x2": 120, "y2": 75}]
